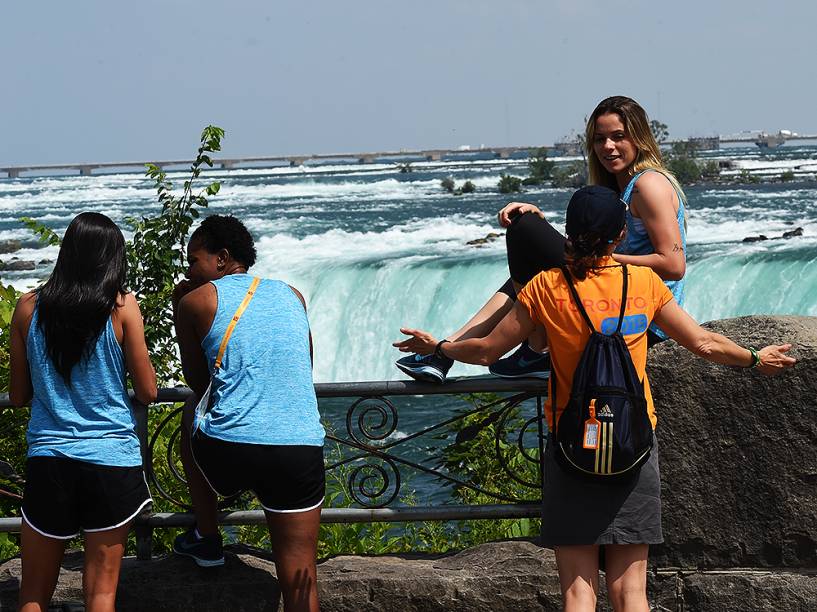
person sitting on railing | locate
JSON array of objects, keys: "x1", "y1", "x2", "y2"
[
  {"x1": 9, "y1": 213, "x2": 157, "y2": 612},
  {"x1": 172, "y1": 214, "x2": 324, "y2": 612},
  {"x1": 394, "y1": 186, "x2": 795, "y2": 612},
  {"x1": 396, "y1": 96, "x2": 688, "y2": 384}
]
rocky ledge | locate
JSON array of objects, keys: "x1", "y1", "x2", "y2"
[{"x1": 2, "y1": 541, "x2": 816, "y2": 611}]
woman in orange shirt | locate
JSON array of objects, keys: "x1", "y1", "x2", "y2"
[{"x1": 394, "y1": 186, "x2": 795, "y2": 612}]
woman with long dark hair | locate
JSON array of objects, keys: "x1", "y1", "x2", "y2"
[
  {"x1": 395, "y1": 186, "x2": 794, "y2": 612},
  {"x1": 396, "y1": 95, "x2": 687, "y2": 383},
  {"x1": 10, "y1": 212, "x2": 156, "y2": 612}
]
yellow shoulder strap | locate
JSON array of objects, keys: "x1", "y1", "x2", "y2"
[{"x1": 214, "y1": 276, "x2": 261, "y2": 371}]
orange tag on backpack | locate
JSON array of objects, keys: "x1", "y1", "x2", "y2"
[{"x1": 583, "y1": 400, "x2": 600, "y2": 450}]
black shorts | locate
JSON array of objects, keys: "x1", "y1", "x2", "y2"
[
  {"x1": 499, "y1": 212, "x2": 567, "y2": 299},
  {"x1": 191, "y1": 431, "x2": 325, "y2": 513},
  {"x1": 22, "y1": 456, "x2": 152, "y2": 539}
]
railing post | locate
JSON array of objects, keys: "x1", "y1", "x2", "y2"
[
  {"x1": 132, "y1": 399, "x2": 153, "y2": 560},
  {"x1": 536, "y1": 393, "x2": 547, "y2": 547}
]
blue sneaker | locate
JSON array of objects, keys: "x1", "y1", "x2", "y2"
[
  {"x1": 395, "y1": 352, "x2": 454, "y2": 383},
  {"x1": 489, "y1": 342, "x2": 550, "y2": 379},
  {"x1": 173, "y1": 528, "x2": 225, "y2": 567}
]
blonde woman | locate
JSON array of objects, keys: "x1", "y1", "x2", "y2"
[{"x1": 396, "y1": 96, "x2": 686, "y2": 382}]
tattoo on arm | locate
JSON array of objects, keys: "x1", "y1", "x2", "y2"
[{"x1": 672, "y1": 243, "x2": 684, "y2": 253}]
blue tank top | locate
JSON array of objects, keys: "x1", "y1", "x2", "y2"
[
  {"x1": 616, "y1": 170, "x2": 687, "y2": 339},
  {"x1": 26, "y1": 305, "x2": 142, "y2": 467},
  {"x1": 199, "y1": 274, "x2": 324, "y2": 446}
]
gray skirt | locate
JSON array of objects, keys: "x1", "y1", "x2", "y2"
[{"x1": 540, "y1": 433, "x2": 663, "y2": 547}]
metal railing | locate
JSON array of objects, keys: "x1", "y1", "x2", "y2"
[{"x1": 0, "y1": 378, "x2": 548, "y2": 560}]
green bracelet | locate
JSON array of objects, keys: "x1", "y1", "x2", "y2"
[{"x1": 748, "y1": 347, "x2": 760, "y2": 368}]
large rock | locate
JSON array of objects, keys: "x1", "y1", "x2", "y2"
[
  {"x1": 0, "y1": 239, "x2": 21, "y2": 255},
  {"x1": 3, "y1": 542, "x2": 815, "y2": 611},
  {"x1": 648, "y1": 315, "x2": 817, "y2": 568}
]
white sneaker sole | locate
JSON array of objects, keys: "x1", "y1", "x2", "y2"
[{"x1": 395, "y1": 362, "x2": 446, "y2": 383}]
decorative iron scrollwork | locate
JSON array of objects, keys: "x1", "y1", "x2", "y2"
[
  {"x1": 345, "y1": 396, "x2": 398, "y2": 448},
  {"x1": 347, "y1": 456, "x2": 401, "y2": 508}
]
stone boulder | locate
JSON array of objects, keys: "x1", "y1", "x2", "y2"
[
  {"x1": 4, "y1": 542, "x2": 816, "y2": 611},
  {"x1": 0, "y1": 240, "x2": 21, "y2": 255},
  {"x1": 648, "y1": 315, "x2": 817, "y2": 568}
]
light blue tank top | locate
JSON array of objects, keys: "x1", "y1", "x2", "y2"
[
  {"x1": 199, "y1": 274, "x2": 324, "y2": 446},
  {"x1": 26, "y1": 305, "x2": 142, "y2": 467},
  {"x1": 616, "y1": 170, "x2": 687, "y2": 339}
]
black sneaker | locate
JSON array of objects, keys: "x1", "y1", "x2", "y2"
[
  {"x1": 173, "y1": 528, "x2": 225, "y2": 567},
  {"x1": 395, "y1": 352, "x2": 454, "y2": 383},
  {"x1": 489, "y1": 342, "x2": 550, "y2": 379}
]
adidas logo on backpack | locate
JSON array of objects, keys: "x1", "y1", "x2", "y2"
[{"x1": 550, "y1": 265, "x2": 653, "y2": 480}]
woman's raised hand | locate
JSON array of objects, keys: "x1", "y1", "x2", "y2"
[
  {"x1": 497, "y1": 202, "x2": 544, "y2": 227},
  {"x1": 756, "y1": 344, "x2": 797, "y2": 376},
  {"x1": 393, "y1": 328, "x2": 440, "y2": 355}
]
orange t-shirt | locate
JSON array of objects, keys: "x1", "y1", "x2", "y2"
[{"x1": 517, "y1": 258, "x2": 674, "y2": 431}]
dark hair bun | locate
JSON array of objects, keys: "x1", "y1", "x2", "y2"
[{"x1": 190, "y1": 215, "x2": 257, "y2": 268}]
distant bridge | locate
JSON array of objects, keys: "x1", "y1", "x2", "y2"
[
  {"x1": 3, "y1": 132, "x2": 817, "y2": 179},
  {"x1": 0, "y1": 145, "x2": 541, "y2": 179}
]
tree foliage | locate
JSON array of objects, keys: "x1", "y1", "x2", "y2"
[
  {"x1": 128, "y1": 126, "x2": 224, "y2": 384},
  {"x1": 526, "y1": 147, "x2": 554, "y2": 183},
  {"x1": 498, "y1": 174, "x2": 523, "y2": 194},
  {"x1": 650, "y1": 119, "x2": 669, "y2": 145}
]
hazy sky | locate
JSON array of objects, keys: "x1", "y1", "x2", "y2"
[{"x1": 2, "y1": 1, "x2": 816, "y2": 165}]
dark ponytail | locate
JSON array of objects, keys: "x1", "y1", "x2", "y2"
[
  {"x1": 565, "y1": 232, "x2": 612, "y2": 281},
  {"x1": 36, "y1": 212, "x2": 127, "y2": 383}
]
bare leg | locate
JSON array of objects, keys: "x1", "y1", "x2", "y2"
[
  {"x1": 83, "y1": 524, "x2": 130, "y2": 612},
  {"x1": 18, "y1": 520, "x2": 67, "y2": 612},
  {"x1": 555, "y1": 544, "x2": 600, "y2": 612},
  {"x1": 445, "y1": 282, "x2": 548, "y2": 353},
  {"x1": 444, "y1": 291, "x2": 515, "y2": 342},
  {"x1": 180, "y1": 397, "x2": 219, "y2": 536},
  {"x1": 265, "y1": 506, "x2": 321, "y2": 612},
  {"x1": 604, "y1": 544, "x2": 649, "y2": 612}
]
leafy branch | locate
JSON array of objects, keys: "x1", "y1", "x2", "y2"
[{"x1": 128, "y1": 125, "x2": 225, "y2": 383}]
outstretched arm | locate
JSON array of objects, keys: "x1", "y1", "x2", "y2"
[
  {"x1": 653, "y1": 300, "x2": 796, "y2": 375},
  {"x1": 395, "y1": 301, "x2": 539, "y2": 365}
]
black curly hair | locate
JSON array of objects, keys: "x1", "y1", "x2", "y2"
[{"x1": 190, "y1": 214, "x2": 257, "y2": 268}]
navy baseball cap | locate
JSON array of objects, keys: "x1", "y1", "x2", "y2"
[{"x1": 565, "y1": 186, "x2": 626, "y2": 241}]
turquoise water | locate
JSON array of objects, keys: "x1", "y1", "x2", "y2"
[{"x1": 1, "y1": 147, "x2": 816, "y2": 383}]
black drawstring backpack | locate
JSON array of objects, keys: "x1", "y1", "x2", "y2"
[{"x1": 550, "y1": 264, "x2": 653, "y2": 481}]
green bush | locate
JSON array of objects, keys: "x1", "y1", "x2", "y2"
[
  {"x1": 498, "y1": 174, "x2": 523, "y2": 194},
  {"x1": 700, "y1": 160, "x2": 721, "y2": 180},
  {"x1": 440, "y1": 176, "x2": 455, "y2": 193},
  {"x1": 738, "y1": 169, "x2": 760, "y2": 184},
  {"x1": 650, "y1": 120, "x2": 669, "y2": 144},
  {"x1": 527, "y1": 147, "x2": 554, "y2": 183},
  {"x1": 780, "y1": 169, "x2": 795, "y2": 182},
  {"x1": 550, "y1": 162, "x2": 586, "y2": 188},
  {"x1": 129, "y1": 126, "x2": 224, "y2": 384},
  {"x1": 667, "y1": 155, "x2": 701, "y2": 185},
  {"x1": 460, "y1": 180, "x2": 476, "y2": 194}
]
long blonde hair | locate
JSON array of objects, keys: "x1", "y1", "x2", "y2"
[{"x1": 585, "y1": 96, "x2": 687, "y2": 205}]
